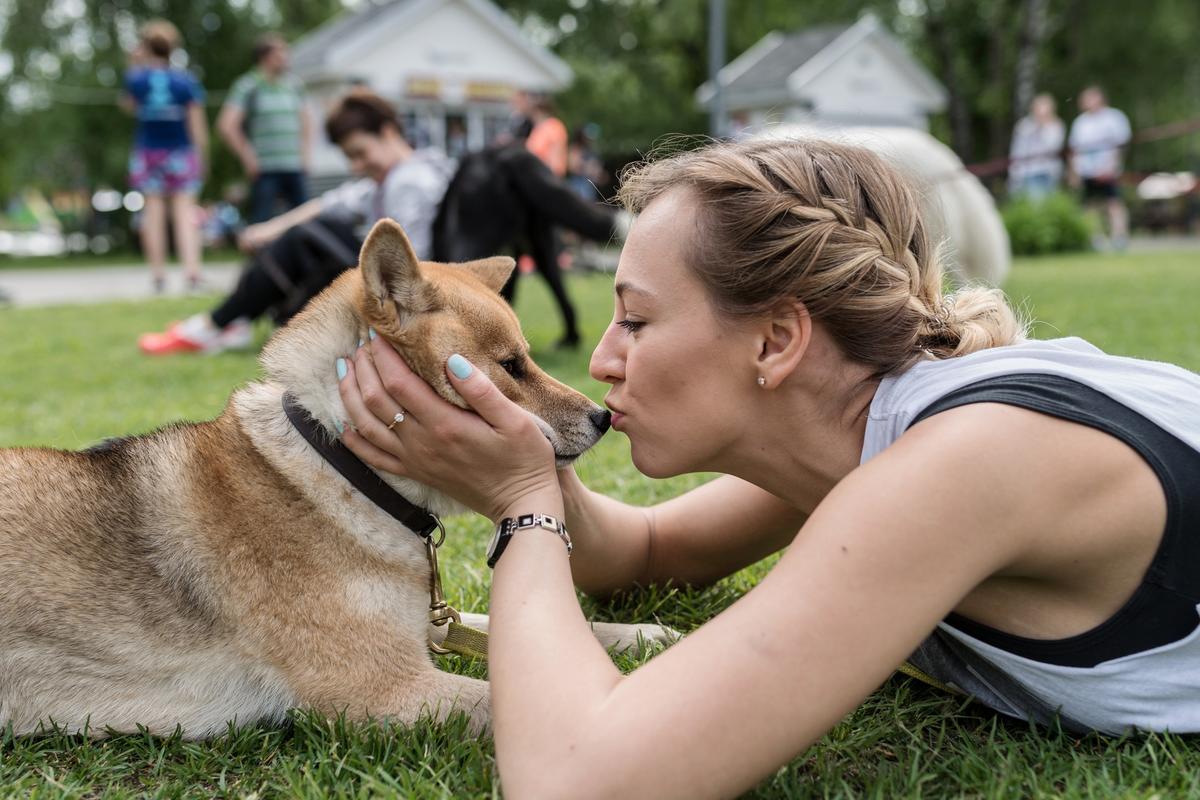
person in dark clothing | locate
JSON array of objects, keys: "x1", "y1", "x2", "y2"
[{"x1": 433, "y1": 144, "x2": 626, "y2": 350}]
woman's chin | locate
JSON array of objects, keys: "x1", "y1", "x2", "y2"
[{"x1": 629, "y1": 444, "x2": 685, "y2": 480}]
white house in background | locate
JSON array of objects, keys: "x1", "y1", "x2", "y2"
[
  {"x1": 696, "y1": 14, "x2": 947, "y2": 134},
  {"x1": 291, "y1": 0, "x2": 571, "y2": 186}
]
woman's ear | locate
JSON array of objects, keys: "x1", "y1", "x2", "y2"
[{"x1": 754, "y1": 299, "x2": 811, "y2": 389}]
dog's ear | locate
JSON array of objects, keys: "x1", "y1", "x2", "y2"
[
  {"x1": 458, "y1": 256, "x2": 516, "y2": 294},
  {"x1": 359, "y1": 219, "x2": 439, "y2": 315}
]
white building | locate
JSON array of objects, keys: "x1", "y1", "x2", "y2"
[
  {"x1": 291, "y1": 0, "x2": 571, "y2": 184},
  {"x1": 696, "y1": 14, "x2": 947, "y2": 134}
]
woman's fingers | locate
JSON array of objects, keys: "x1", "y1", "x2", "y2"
[
  {"x1": 338, "y1": 356, "x2": 410, "y2": 456},
  {"x1": 445, "y1": 354, "x2": 526, "y2": 431},
  {"x1": 365, "y1": 333, "x2": 449, "y2": 420},
  {"x1": 341, "y1": 426, "x2": 410, "y2": 474}
]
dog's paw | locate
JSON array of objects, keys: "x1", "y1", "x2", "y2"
[{"x1": 590, "y1": 621, "x2": 682, "y2": 655}]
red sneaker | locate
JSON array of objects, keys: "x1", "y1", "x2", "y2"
[
  {"x1": 138, "y1": 325, "x2": 206, "y2": 355},
  {"x1": 138, "y1": 314, "x2": 221, "y2": 355}
]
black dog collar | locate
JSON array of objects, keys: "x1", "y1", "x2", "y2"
[{"x1": 281, "y1": 392, "x2": 439, "y2": 539}]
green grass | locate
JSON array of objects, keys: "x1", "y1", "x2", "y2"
[{"x1": 2, "y1": 251, "x2": 1199, "y2": 798}]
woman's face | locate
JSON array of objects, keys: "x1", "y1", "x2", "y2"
[
  {"x1": 590, "y1": 189, "x2": 758, "y2": 478},
  {"x1": 338, "y1": 127, "x2": 404, "y2": 183}
]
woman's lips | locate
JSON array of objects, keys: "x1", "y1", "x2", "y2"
[{"x1": 610, "y1": 411, "x2": 626, "y2": 429}]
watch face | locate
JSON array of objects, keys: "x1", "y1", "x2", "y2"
[{"x1": 486, "y1": 522, "x2": 503, "y2": 559}]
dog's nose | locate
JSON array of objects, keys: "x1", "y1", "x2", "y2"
[{"x1": 589, "y1": 409, "x2": 612, "y2": 434}]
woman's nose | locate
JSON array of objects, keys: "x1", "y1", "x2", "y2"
[{"x1": 589, "y1": 325, "x2": 624, "y2": 384}]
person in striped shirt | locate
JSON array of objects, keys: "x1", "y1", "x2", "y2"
[{"x1": 217, "y1": 33, "x2": 311, "y2": 223}]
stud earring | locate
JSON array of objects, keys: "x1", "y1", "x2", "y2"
[{"x1": 756, "y1": 376, "x2": 766, "y2": 387}]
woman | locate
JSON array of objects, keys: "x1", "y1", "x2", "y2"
[
  {"x1": 1008, "y1": 93, "x2": 1066, "y2": 199},
  {"x1": 337, "y1": 138, "x2": 1200, "y2": 798},
  {"x1": 121, "y1": 20, "x2": 207, "y2": 294}
]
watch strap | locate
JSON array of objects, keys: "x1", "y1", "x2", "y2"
[{"x1": 488, "y1": 513, "x2": 571, "y2": 568}]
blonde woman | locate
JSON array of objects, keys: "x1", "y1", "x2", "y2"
[{"x1": 337, "y1": 138, "x2": 1200, "y2": 798}]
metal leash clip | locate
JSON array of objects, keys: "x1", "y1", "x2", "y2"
[{"x1": 425, "y1": 517, "x2": 462, "y2": 654}]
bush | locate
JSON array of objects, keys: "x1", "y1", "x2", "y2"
[{"x1": 1001, "y1": 191, "x2": 1093, "y2": 256}]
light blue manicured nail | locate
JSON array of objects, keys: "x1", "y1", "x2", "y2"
[
  {"x1": 357, "y1": 338, "x2": 364, "y2": 349},
  {"x1": 368, "y1": 328, "x2": 377, "y2": 340},
  {"x1": 333, "y1": 419, "x2": 344, "y2": 434},
  {"x1": 336, "y1": 357, "x2": 348, "y2": 381},
  {"x1": 448, "y1": 353, "x2": 473, "y2": 380}
]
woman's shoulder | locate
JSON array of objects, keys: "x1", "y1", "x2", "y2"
[{"x1": 865, "y1": 338, "x2": 1200, "y2": 464}]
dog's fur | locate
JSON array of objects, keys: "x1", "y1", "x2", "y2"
[{"x1": 0, "y1": 220, "x2": 645, "y2": 739}]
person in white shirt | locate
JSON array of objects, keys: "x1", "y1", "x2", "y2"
[
  {"x1": 1008, "y1": 93, "x2": 1065, "y2": 199},
  {"x1": 1068, "y1": 86, "x2": 1132, "y2": 250},
  {"x1": 139, "y1": 90, "x2": 454, "y2": 355}
]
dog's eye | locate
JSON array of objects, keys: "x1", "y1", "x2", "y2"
[{"x1": 499, "y1": 357, "x2": 525, "y2": 379}]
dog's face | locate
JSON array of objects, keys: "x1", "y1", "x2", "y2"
[{"x1": 355, "y1": 219, "x2": 609, "y2": 463}]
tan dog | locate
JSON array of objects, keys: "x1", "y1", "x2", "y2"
[{"x1": 0, "y1": 220, "x2": 667, "y2": 739}]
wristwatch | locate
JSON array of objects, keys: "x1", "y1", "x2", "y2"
[{"x1": 487, "y1": 513, "x2": 572, "y2": 568}]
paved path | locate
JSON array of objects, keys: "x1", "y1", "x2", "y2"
[
  {"x1": 1, "y1": 235, "x2": 1197, "y2": 308},
  {"x1": 0, "y1": 262, "x2": 241, "y2": 307}
]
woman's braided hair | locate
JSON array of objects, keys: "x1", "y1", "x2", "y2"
[{"x1": 618, "y1": 137, "x2": 1025, "y2": 376}]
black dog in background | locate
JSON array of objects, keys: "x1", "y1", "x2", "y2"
[{"x1": 433, "y1": 145, "x2": 619, "y2": 349}]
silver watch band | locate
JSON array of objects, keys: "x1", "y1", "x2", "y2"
[{"x1": 512, "y1": 513, "x2": 572, "y2": 554}]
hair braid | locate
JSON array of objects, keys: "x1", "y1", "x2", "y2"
[{"x1": 618, "y1": 137, "x2": 1025, "y2": 375}]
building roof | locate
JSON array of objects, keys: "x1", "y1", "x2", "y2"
[
  {"x1": 696, "y1": 14, "x2": 945, "y2": 112},
  {"x1": 722, "y1": 25, "x2": 849, "y2": 99},
  {"x1": 291, "y1": 0, "x2": 412, "y2": 74},
  {"x1": 291, "y1": 0, "x2": 571, "y2": 87}
]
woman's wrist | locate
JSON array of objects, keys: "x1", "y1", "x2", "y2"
[{"x1": 495, "y1": 485, "x2": 566, "y2": 525}]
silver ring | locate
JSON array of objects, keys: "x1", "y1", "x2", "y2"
[{"x1": 386, "y1": 410, "x2": 406, "y2": 430}]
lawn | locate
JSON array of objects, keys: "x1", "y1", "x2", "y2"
[{"x1": 1, "y1": 249, "x2": 1199, "y2": 798}]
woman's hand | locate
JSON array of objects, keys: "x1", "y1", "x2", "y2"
[
  {"x1": 337, "y1": 335, "x2": 561, "y2": 522},
  {"x1": 237, "y1": 222, "x2": 274, "y2": 253}
]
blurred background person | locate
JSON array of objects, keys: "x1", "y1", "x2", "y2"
[
  {"x1": 524, "y1": 92, "x2": 568, "y2": 178},
  {"x1": 567, "y1": 123, "x2": 607, "y2": 202},
  {"x1": 1008, "y1": 92, "x2": 1065, "y2": 200},
  {"x1": 498, "y1": 90, "x2": 582, "y2": 349},
  {"x1": 217, "y1": 33, "x2": 311, "y2": 224},
  {"x1": 1069, "y1": 86, "x2": 1132, "y2": 250},
  {"x1": 120, "y1": 20, "x2": 208, "y2": 294}
]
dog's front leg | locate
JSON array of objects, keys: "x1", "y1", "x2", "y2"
[
  {"x1": 274, "y1": 623, "x2": 491, "y2": 735},
  {"x1": 439, "y1": 612, "x2": 680, "y2": 656}
]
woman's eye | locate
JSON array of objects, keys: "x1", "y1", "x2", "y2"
[
  {"x1": 617, "y1": 319, "x2": 645, "y2": 333},
  {"x1": 499, "y1": 357, "x2": 524, "y2": 378}
]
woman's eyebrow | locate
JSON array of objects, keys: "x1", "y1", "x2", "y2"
[{"x1": 614, "y1": 281, "x2": 652, "y2": 300}]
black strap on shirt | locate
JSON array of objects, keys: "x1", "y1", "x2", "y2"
[{"x1": 909, "y1": 373, "x2": 1200, "y2": 668}]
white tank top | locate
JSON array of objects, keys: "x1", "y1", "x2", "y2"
[{"x1": 863, "y1": 337, "x2": 1200, "y2": 734}]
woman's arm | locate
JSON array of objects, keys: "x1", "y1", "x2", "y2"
[
  {"x1": 186, "y1": 103, "x2": 209, "y2": 175},
  {"x1": 238, "y1": 198, "x2": 324, "y2": 251},
  {"x1": 560, "y1": 468, "x2": 806, "y2": 596}
]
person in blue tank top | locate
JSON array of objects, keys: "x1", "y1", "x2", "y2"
[
  {"x1": 121, "y1": 20, "x2": 208, "y2": 294},
  {"x1": 330, "y1": 136, "x2": 1200, "y2": 795}
]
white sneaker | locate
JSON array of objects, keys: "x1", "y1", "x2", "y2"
[{"x1": 215, "y1": 317, "x2": 253, "y2": 351}]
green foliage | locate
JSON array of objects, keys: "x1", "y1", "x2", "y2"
[
  {"x1": 2, "y1": 252, "x2": 1200, "y2": 796},
  {"x1": 1001, "y1": 191, "x2": 1093, "y2": 256}
]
